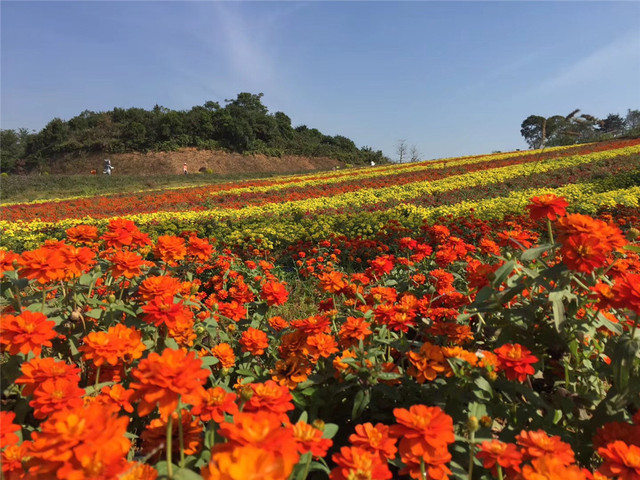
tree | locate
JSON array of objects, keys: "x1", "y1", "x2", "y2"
[
  {"x1": 598, "y1": 114, "x2": 625, "y2": 135},
  {"x1": 625, "y1": 109, "x2": 640, "y2": 131},
  {"x1": 409, "y1": 145, "x2": 422, "y2": 163},
  {"x1": 520, "y1": 115, "x2": 547, "y2": 149},
  {"x1": 396, "y1": 139, "x2": 408, "y2": 163}
]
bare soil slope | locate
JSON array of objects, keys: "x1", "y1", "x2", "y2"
[{"x1": 48, "y1": 149, "x2": 343, "y2": 176}]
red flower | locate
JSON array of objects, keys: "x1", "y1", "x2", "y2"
[
  {"x1": 526, "y1": 194, "x2": 569, "y2": 221},
  {"x1": 154, "y1": 235, "x2": 187, "y2": 265},
  {"x1": 494, "y1": 344, "x2": 538, "y2": 383},
  {"x1": 0, "y1": 411, "x2": 21, "y2": 448},
  {"x1": 192, "y1": 386, "x2": 239, "y2": 423},
  {"x1": 560, "y1": 233, "x2": 608, "y2": 273},
  {"x1": 477, "y1": 440, "x2": 522, "y2": 474},
  {"x1": 349, "y1": 423, "x2": 397, "y2": 461},
  {"x1": 292, "y1": 421, "x2": 332, "y2": 457},
  {"x1": 516, "y1": 429, "x2": 575, "y2": 465}
]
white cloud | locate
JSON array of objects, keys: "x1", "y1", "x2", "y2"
[{"x1": 530, "y1": 31, "x2": 640, "y2": 95}]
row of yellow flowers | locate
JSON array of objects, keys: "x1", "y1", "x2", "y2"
[
  {"x1": 2, "y1": 171, "x2": 637, "y2": 252},
  {"x1": 2, "y1": 142, "x2": 589, "y2": 207},
  {"x1": 203, "y1": 142, "x2": 598, "y2": 198}
]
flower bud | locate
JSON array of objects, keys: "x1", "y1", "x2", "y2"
[
  {"x1": 467, "y1": 416, "x2": 479, "y2": 433},
  {"x1": 239, "y1": 387, "x2": 253, "y2": 402},
  {"x1": 627, "y1": 228, "x2": 640, "y2": 241},
  {"x1": 107, "y1": 294, "x2": 116, "y2": 304},
  {"x1": 312, "y1": 419, "x2": 325, "y2": 432},
  {"x1": 480, "y1": 415, "x2": 492, "y2": 428}
]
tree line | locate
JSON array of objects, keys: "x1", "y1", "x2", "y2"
[
  {"x1": 0, "y1": 92, "x2": 388, "y2": 174},
  {"x1": 520, "y1": 108, "x2": 640, "y2": 149}
]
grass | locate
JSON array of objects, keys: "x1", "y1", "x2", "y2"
[{"x1": 0, "y1": 169, "x2": 325, "y2": 204}]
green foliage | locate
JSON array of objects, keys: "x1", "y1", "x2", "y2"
[
  {"x1": 521, "y1": 108, "x2": 640, "y2": 149},
  {"x1": 3, "y1": 92, "x2": 390, "y2": 174}
]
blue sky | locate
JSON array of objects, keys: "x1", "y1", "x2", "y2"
[{"x1": 2, "y1": 1, "x2": 639, "y2": 160}]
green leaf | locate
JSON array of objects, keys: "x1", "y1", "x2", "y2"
[
  {"x1": 351, "y1": 389, "x2": 370, "y2": 420},
  {"x1": 492, "y1": 260, "x2": 516, "y2": 287},
  {"x1": 521, "y1": 244, "x2": 553, "y2": 262},
  {"x1": 623, "y1": 245, "x2": 640, "y2": 253},
  {"x1": 548, "y1": 291, "x2": 566, "y2": 332},
  {"x1": 322, "y1": 423, "x2": 339, "y2": 439}
]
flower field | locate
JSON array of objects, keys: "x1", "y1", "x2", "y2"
[{"x1": 1, "y1": 140, "x2": 640, "y2": 479}]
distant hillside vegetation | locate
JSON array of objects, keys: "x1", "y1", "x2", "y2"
[{"x1": 1, "y1": 92, "x2": 389, "y2": 174}]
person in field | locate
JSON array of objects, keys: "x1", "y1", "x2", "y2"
[
  {"x1": 103, "y1": 158, "x2": 113, "y2": 175},
  {"x1": 183, "y1": 163, "x2": 188, "y2": 175}
]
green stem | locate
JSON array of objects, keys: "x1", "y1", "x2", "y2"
[
  {"x1": 41, "y1": 287, "x2": 47, "y2": 313},
  {"x1": 94, "y1": 366, "x2": 101, "y2": 391},
  {"x1": 497, "y1": 465, "x2": 504, "y2": 480},
  {"x1": 178, "y1": 405, "x2": 185, "y2": 468},
  {"x1": 166, "y1": 414, "x2": 174, "y2": 479},
  {"x1": 301, "y1": 453, "x2": 312, "y2": 480},
  {"x1": 420, "y1": 458, "x2": 428, "y2": 480},
  {"x1": 546, "y1": 218, "x2": 554, "y2": 246},
  {"x1": 631, "y1": 313, "x2": 640, "y2": 340},
  {"x1": 468, "y1": 431, "x2": 475, "y2": 480}
]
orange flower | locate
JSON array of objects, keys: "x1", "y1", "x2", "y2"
[
  {"x1": 202, "y1": 444, "x2": 293, "y2": 480},
  {"x1": 612, "y1": 273, "x2": 640, "y2": 315},
  {"x1": 339, "y1": 316, "x2": 372, "y2": 348},
  {"x1": 560, "y1": 233, "x2": 608, "y2": 273},
  {"x1": 211, "y1": 343, "x2": 236, "y2": 369},
  {"x1": 0, "y1": 311, "x2": 57, "y2": 356},
  {"x1": 292, "y1": 421, "x2": 333, "y2": 457},
  {"x1": 243, "y1": 381, "x2": 294, "y2": 421},
  {"x1": 98, "y1": 384, "x2": 135, "y2": 413},
  {"x1": 109, "y1": 250, "x2": 147, "y2": 279},
  {"x1": 29, "y1": 377, "x2": 85, "y2": 419},
  {"x1": 516, "y1": 429, "x2": 575, "y2": 465},
  {"x1": 2, "y1": 442, "x2": 29, "y2": 479},
  {"x1": 0, "y1": 411, "x2": 21, "y2": 448},
  {"x1": 17, "y1": 246, "x2": 67, "y2": 284},
  {"x1": 442, "y1": 346, "x2": 478, "y2": 374},
  {"x1": 80, "y1": 323, "x2": 145, "y2": 366},
  {"x1": 526, "y1": 194, "x2": 569, "y2": 221},
  {"x1": 494, "y1": 344, "x2": 538, "y2": 383},
  {"x1": 129, "y1": 348, "x2": 208, "y2": 419},
  {"x1": 290, "y1": 315, "x2": 331, "y2": 335},
  {"x1": 119, "y1": 462, "x2": 159, "y2": 480},
  {"x1": 188, "y1": 236, "x2": 214, "y2": 262},
  {"x1": 521, "y1": 455, "x2": 587, "y2": 480},
  {"x1": 330, "y1": 446, "x2": 392, "y2": 480},
  {"x1": 137, "y1": 275, "x2": 182, "y2": 301},
  {"x1": 66, "y1": 224, "x2": 99, "y2": 244},
  {"x1": 142, "y1": 295, "x2": 193, "y2": 328},
  {"x1": 59, "y1": 245, "x2": 96, "y2": 279},
  {"x1": 141, "y1": 410, "x2": 202, "y2": 461},
  {"x1": 598, "y1": 441, "x2": 640, "y2": 480},
  {"x1": 26, "y1": 403, "x2": 130, "y2": 479},
  {"x1": 318, "y1": 271, "x2": 348, "y2": 294},
  {"x1": 306, "y1": 332, "x2": 339, "y2": 359},
  {"x1": 477, "y1": 440, "x2": 522, "y2": 474},
  {"x1": 154, "y1": 235, "x2": 187, "y2": 265},
  {"x1": 260, "y1": 281, "x2": 289, "y2": 306},
  {"x1": 407, "y1": 342, "x2": 447, "y2": 383},
  {"x1": 15, "y1": 356, "x2": 81, "y2": 396},
  {"x1": 0, "y1": 249, "x2": 19, "y2": 279},
  {"x1": 192, "y1": 386, "x2": 239, "y2": 423},
  {"x1": 268, "y1": 316, "x2": 289, "y2": 331},
  {"x1": 391, "y1": 404, "x2": 454, "y2": 475},
  {"x1": 240, "y1": 328, "x2": 269, "y2": 356},
  {"x1": 101, "y1": 218, "x2": 151, "y2": 249},
  {"x1": 217, "y1": 412, "x2": 299, "y2": 470},
  {"x1": 271, "y1": 355, "x2": 313, "y2": 390},
  {"x1": 349, "y1": 423, "x2": 397, "y2": 461}
]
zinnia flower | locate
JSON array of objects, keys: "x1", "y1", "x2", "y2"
[
  {"x1": 477, "y1": 439, "x2": 522, "y2": 474},
  {"x1": 349, "y1": 423, "x2": 397, "y2": 461},
  {"x1": 154, "y1": 235, "x2": 187, "y2": 265},
  {"x1": 598, "y1": 441, "x2": 640, "y2": 480},
  {"x1": 292, "y1": 421, "x2": 333, "y2": 457},
  {"x1": 202, "y1": 444, "x2": 294, "y2": 480},
  {"x1": 494, "y1": 344, "x2": 538, "y2": 383},
  {"x1": 330, "y1": 446, "x2": 392, "y2": 480},
  {"x1": 560, "y1": 233, "x2": 608, "y2": 273},
  {"x1": 260, "y1": 280, "x2": 289, "y2": 306},
  {"x1": 526, "y1": 194, "x2": 569, "y2": 221},
  {"x1": 192, "y1": 386, "x2": 239, "y2": 423},
  {"x1": 521, "y1": 455, "x2": 587, "y2": 480},
  {"x1": 80, "y1": 323, "x2": 146, "y2": 366},
  {"x1": 0, "y1": 311, "x2": 57, "y2": 357},
  {"x1": 516, "y1": 429, "x2": 575, "y2": 465},
  {"x1": 240, "y1": 328, "x2": 269, "y2": 356},
  {"x1": 129, "y1": 348, "x2": 208, "y2": 419}
]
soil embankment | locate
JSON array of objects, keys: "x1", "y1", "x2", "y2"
[{"x1": 47, "y1": 148, "x2": 343, "y2": 176}]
